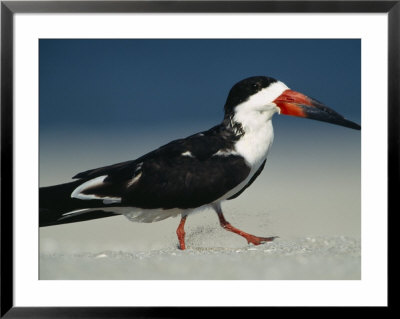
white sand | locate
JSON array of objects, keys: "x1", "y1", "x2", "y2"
[
  {"x1": 40, "y1": 197, "x2": 360, "y2": 280},
  {"x1": 40, "y1": 235, "x2": 360, "y2": 280}
]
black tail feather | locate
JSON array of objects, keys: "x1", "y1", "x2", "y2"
[{"x1": 39, "y1": 181, "x2": 119, "y2": 227}]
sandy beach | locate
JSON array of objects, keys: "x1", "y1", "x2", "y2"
[{"x1": 40, "y1": 170, "x2": 361, "y2": 280}]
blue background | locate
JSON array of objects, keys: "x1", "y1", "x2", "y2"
[
  {"x1": 40, "y1": 39, "x2": 360, "y2": 131},
  {"x1": 39, "y1": 39, "x2": 360, "y2": 185}
]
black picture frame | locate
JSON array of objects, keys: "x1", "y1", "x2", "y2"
[{"x1": 1, "y1": 1, "x2": 395, "y2": 317}]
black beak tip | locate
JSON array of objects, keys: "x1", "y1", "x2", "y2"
[
  {"x1": 303, "y1": 103, "x2": 361, "y2": 130},
  {"x1": 342, "y1": 120, "x2": 361, "y2": 130},
  {"x1": 340, "y1": 119, "x2": 361, "y2": 130}
]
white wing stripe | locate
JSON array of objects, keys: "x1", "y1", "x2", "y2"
[
  {"x1": 127, "y1": 172, "x2": 142, "y2": 187},
  {"x1": 181, "y1": 151, "x2": 194, "y2": 157},
  {"x1": 212, "y1": 149, "x2": 239, "y2": 157},
  {"x1": 71, "y1": 175, "x2": 121, "y2": 203}
]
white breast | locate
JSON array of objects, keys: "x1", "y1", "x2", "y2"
[
  {"x1": 214, "y1": 119, "x2": 274, "y2": 202},
  {"x1": 234, "y1": 119, "x2": 274, "y2": 167}
]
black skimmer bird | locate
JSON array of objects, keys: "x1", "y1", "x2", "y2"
[{"x1": 40, "y1": 76, "x2": 360, "y2": 250}]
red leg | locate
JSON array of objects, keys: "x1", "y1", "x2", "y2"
[
  {"x1": 217, "y1": 209, "x2": 276, "y2": 245},
  {"x1": 176, "y1": 215, "x2": 187, "y2": 250}
]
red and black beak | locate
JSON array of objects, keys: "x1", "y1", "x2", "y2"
[{"x1": 273, "y1": 90, "x2": 361, "y2": 130}]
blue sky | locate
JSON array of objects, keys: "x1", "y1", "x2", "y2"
[
  {"x1": 39, "y1": 39, "x2": 360, "y2": 133},
  {"x1": 39, "y1": 39, "x2": 361, "y2": 187}
]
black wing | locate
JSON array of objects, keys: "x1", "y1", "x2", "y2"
[
  {"x1": 121, "y1": 153, "x2": 250, "y2": 209},
  {"x1": 227, "y1": 159, "x2": 266, "y2": 200},
  {"x1": 70, "y1": 125, "x2": 251, "y2": 209}
]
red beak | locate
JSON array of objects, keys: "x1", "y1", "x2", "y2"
[{"x1": 273, "y1": 89, "x2": 361, "y2": 130}]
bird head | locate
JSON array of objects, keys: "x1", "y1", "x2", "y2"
[{"x1": 224, "y1": 76, "x2": 361, "y2": 130}]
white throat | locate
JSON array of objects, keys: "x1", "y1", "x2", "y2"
[
  {"x1": 232, "y1": 81, "x2": 288, "y2": 167},
  {"x1": 234, "y1": 117, "x2": 274, "y2": 167}
]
